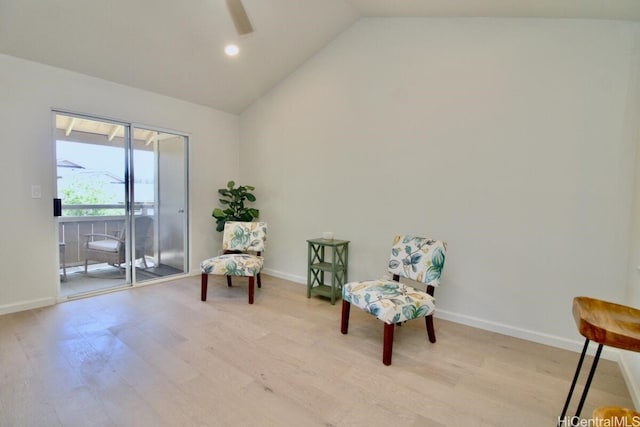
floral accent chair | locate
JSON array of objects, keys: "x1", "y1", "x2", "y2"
[
  {"x1": 200, "y1": 221, "x2": 267, "y2": 304},
  {"x1": 341, "y1": 235, "x2": 447, "y2": 365}
]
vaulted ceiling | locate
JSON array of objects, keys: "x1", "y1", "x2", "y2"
[{"x1": 1, "y1": 0, "x2": 639, "y2": 114}]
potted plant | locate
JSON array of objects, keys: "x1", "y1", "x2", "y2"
[{"x1": 212, "y1": 180, "x2": 260, "y2": 232}]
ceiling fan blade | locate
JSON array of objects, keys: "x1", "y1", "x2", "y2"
[{"x1": 226, "y1": 0, "x2": 254, "y2": 35}]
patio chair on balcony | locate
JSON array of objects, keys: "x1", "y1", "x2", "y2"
[{"x1": 84, "y1": 216, "x2": 153, "y2": 273}]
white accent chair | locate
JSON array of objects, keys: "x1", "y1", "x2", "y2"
[
  {"x1": 341, "y1": 235, "x2": 447, "y2": 365},
  {"x1": 200, "y1": 221, "x2": 267, "y2": 304}
]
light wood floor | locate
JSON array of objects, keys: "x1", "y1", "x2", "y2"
[{"x1": 0, "y1": 275, "x2": 633, "y2": 426}]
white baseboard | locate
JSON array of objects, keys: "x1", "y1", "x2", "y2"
[
  {"x1": 435, "y1": 309, "x2": 620, "y2": 361},
  {"x1": 262, "y1": 268, "x2": 306, "y2": 284},
  {"x1": 0, "y1": 297, "x2": 55, "y2": 316},
  {"x1": 618, "y1": 353, "x2": 640, "y2": 409}
]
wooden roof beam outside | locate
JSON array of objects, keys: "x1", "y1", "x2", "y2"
[
  {"x1": 65, "y1": 118, "x2": 76, "y2": 136},
  {"x1": 145, "y1": 132, "x2": 157, "y2": 146},
  {"x1": 107, "y1": 125, "x2": 120, "y2": 141}
]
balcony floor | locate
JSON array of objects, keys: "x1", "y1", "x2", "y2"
[{"x1": 60, "y1": 261, "x2": 183, "y2": 298}]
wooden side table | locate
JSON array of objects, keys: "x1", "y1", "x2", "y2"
[
  {"x1": 307, "y1": 238, "x2": 349, "y2": 305},
  {"x1": 558, "y1": 297, "x2": 640, "y2": 426}
]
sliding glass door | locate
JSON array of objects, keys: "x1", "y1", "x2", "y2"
[
  {"x1": 132, "y1": 127, "x2": 188, "y2": 282},
  {"x1": 55, "y1": 112, "x2": 188, "y2": 298}
]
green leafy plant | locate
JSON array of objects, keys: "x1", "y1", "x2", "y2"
[
  {"x1": 59, "y1": 176, "x2": 118, "y2": 216},
  {"x1": 211, "y1": 180, "x2": 259, "y2": 232}
]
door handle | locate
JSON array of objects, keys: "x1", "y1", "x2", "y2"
[{"x1": 53, "y1": 198, "x2": 62, "y2": 217}]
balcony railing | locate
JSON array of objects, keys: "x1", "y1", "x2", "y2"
[{"x1": 58, "y1": 203, "x2": 154, "y2": 268}]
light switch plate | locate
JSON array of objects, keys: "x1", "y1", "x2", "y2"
[{"x1": 31, "y1": 185, "x2": 42, "y2": 199}]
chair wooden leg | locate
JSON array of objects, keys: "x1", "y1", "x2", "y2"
[
  {"x1": 248, "y1": 276, "x2": 255, "y2": 304},
  {"x1": 257, "y1": 273, "x2": 262, "y2": 288},
  {"x1": 383, "y1": 322, "x2": 395, "y2": 366},
  {"x1": 201, "y1": 273, "x2": 208, "y2": 301},
  {"x1": 341, "y1": 300, "x2": 351, "y2": 334},
  {"x1": 426, "y1": 314, "x2": 436, "y2": 343},
  {"x1": 226, "y1": 276, "x2": 233, "y2": 287}
]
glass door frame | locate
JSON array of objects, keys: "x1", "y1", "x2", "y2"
[
  {"x1": 53, "y1": 109, "x2": 189, "y2": 299},
  {"x1": 131, "y1": 122, "x2": 190, "y2": 280}
]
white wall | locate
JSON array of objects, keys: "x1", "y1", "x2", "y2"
[
  {"x1": 624, "y1": 34, "x2": 640, "y2": 405},
  {"x1": 2, "y1": 17, "x2": 639, "y2": 403},
  {"x1": 0, "y1": 53, "x2": 239, "y2": 314},
  {"x1": 240, "y1": 18, "x2": 640, "y2": 353}
]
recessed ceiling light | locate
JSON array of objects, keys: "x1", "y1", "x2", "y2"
[{"x1": 225, "y1": 44, "x2": 239, "y2": 56}]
